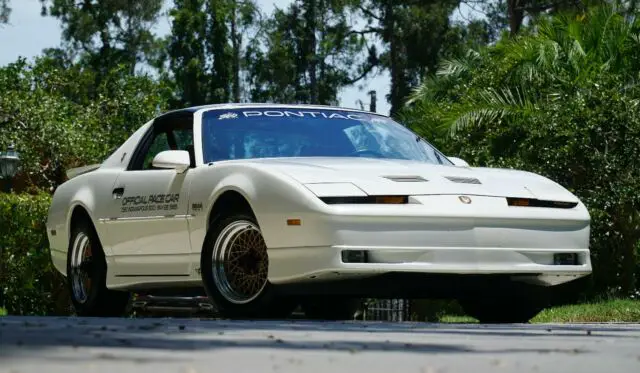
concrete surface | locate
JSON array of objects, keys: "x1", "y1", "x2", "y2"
[{"x1": 1, "y1": 316, "x2": 639, "y2": 373}]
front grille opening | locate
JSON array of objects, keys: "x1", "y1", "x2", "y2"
[
  {"x1": 507, "y1": 197, "x2": 578, "y2": 209},
  {"x1": 321, "y1": 195, "x2": 409, "y2": 204}
]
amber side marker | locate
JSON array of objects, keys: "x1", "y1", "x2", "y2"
[
  {"x1": 287, "y1": 218, "x2": 302, "y2": 226},
  {"x1": 506, "y1": 197, "x2": 578, "y2": 209}
]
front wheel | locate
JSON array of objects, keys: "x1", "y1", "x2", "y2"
[
  {"x1": 200, "y1": 213, "x2": 297, "y2": 319},
  {"x1": 458, "y1": 287, "x2": 549, "y2": 323}
]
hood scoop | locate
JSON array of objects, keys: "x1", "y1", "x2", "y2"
[
  {"x1": 445, "y1": 176, "x2": 482, "y2": 184},
  {"x1": 383, "y1": 175, "x2": 428, "y2": 183}
]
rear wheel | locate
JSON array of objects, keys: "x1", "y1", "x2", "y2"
[
  {"x1": 458, "y1": 286, "x2": 549, "y2": 323},
  {"x1": 67, "y1": 220, "x2": 131, "y2": 317},
  {"x1": 201, "y1": 213, "x2": 297, "y2": 319}
]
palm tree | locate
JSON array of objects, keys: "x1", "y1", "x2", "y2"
[{"x1": 406, "y1": 3, "x2": 640, "y2": 136}]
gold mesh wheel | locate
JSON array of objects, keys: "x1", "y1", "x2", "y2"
[{"x1": 212, "y1": 220, "x2": 269, "y2": 304}]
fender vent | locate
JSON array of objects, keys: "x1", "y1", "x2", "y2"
[
  {"x1": 383, "y1": 175, "x2": 428, "y2": 182},
  {"x1": 445, "y1": 176, "x2": 481, "y2": 184}
]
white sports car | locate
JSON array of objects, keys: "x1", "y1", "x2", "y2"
[{"x1": 46, "y1": 104, "x2": 592, "y2": 323}]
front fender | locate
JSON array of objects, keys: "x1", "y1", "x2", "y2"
[{"x1": 188, "y1": 164, "x2": 333, "y2": 255}]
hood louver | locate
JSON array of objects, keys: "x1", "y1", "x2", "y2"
[
  {"x1": 445, "y1": 176, "x2": 482, "y2": 185},
  {"x1": 383, "y1": 175, "x2": 428, "y2": 182}
]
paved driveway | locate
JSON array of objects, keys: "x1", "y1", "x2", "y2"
[{"x1": 1, "y1": 316, "x2": 639, "y2": 373}]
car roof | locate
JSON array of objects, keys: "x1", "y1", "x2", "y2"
[{"x1": 155, "y1": 103, "x2": 388, "y2": 120}]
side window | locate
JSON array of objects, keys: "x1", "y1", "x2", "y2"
[
  {"x1": 128, "y1": 116, "x2": 195, "y2": 171},
  {"x1": 173, "y1": 129, "x2": 193, "y2": 150},
  {"x1": 142, "y1": 132, "x2": 170, "y2": 170}
]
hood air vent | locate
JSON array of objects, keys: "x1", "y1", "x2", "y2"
[
  {"x1": 445, "y1": 176, "x2": 481, "y2": 184},
  {"x1": 383, "y1": 175, "x2": 428, "y2": 182}
]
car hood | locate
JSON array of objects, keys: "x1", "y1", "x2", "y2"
[{"x1": 243, "y1": 157, "x2": 579, "y2": 202}]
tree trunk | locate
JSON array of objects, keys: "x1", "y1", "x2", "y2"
[
  {"x1": 231, "y1": 1, "x2": 241, "y2": 102},
  {"x1": 384, "y1": 1, "x2": 406, "y2": 116},
  {"x1": 508, "y1": 0, "x2": 525, "y2": 37},
  {"x1": 305, "y1": 0, "x2": 318, "y2": 104},
  {"x1": 208, "y1": 0, "x2": 231, "y2": 103}
]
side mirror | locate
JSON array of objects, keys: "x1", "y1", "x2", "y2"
[
  {"x1": 448, "y1": 156, "x2": 470, "y2": 167},
  {"x1": 152, "y1": 150, "x2": 191, "y2": 173}
]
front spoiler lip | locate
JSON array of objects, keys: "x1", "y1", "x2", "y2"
[{"x1": 272, "y1": 271, "x2": 592, "y2": 298}]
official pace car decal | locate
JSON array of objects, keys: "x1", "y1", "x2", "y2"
[
  {"x1": 120, "y1": 193, "x2": 180, "y2": 213},
  {"x1": 217, "y1": 110, "x2": 368, "y2": 121}
]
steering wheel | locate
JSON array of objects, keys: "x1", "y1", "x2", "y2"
[{"x1": 349, "y1": 149, "x2": 384, "y2": 158}]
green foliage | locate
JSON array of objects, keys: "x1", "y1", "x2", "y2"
[
  {"x1": 351, "y1": 0, "x2": 465, "y2": 114},
  {"x1": 245, "y1": 0, "x2": 373, "y2": 105},
  {"x1": 0, "y1": 193, "x2": 70, "y2": 315},
  {"x1": 166, "y1": 0, "x2": 208, "y2": 106},
  {"x1": 0, "y1": 57, "x2": 168, "y2": 191},
  {"x1": 166, "y1": 0, "x2": 259, "y2": 107},
  {"x1": 405, "y1": 3, "x2": 640, "y2": 296},
  {"x1": 39, "y1": 0, "x2": 164, "y2": 77}
]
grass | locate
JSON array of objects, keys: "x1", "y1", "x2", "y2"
[
  {"x1": 439, "y1": 315, "x2": 476, "y2": 323},
  {"x1": 0, "y1": 307, "x2": 7, "y2": 316},
  {"x1": 437, "y1": 299, "x2": 640, "y2": 323},
  {"x1": 532, "y1": 299, "x2": 640, "y2": 323}
]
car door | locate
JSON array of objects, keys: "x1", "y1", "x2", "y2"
[{"x1": 105, "y1": 114, "x2": 196, "y2": 277}]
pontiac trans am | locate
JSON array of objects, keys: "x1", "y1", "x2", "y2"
[{"x1": 46, "y1": 104, "x2": 592, "y2": 323}]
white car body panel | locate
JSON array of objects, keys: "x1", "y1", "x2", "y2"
[{"x1": 46, "y1": 104, "x2": 592, "y2": 294}]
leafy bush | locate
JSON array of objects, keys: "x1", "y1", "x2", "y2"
[
  {"x1": 0, "y1": 56, "x2": 169, "y2": 192},
  {"x1": 0, "y1": 192, "x2": 71, "y2": 315}
]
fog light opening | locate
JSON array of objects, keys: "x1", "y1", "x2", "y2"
[
  {"x1": 341, "y1": 250, "x2": 369, "y2": 263},
  {"x1": 553, "y1": 253, "x2": 579, "y2": 266}
]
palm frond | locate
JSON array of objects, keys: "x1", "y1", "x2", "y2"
[{"x1": 444, "y1": 86, "x2": 539, "y2": 136}]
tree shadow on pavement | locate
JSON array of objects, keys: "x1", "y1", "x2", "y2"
[{"x1": 211, "y1": 318, "x2": 640, "y2": 339}]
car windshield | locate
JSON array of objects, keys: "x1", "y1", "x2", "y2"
[{"x1": 201, "y1": 108, "x2": 451, "y2": 165}]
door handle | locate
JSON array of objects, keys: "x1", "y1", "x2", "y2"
[{"x1": 112, "y1": 187, "x2": 125, "y2": 199}]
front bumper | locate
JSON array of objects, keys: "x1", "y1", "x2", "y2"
[
  {"x1": 268, "y1": 245, "x2": 592, "y2": 287},
  {"x1": 265, "y1": 195, "x2": 592, "y2": 288}
]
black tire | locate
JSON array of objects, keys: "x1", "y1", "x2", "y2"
[
  {"x1": 66, "y1": 220, "x2": 131, "y2": 317},
  {"x1": 458, "y1": 287, "x2": 549, "y2": 323},
  {"x1": 300, "y1": 297, "x2": 363, "y2": 321},
  {"x1": 201, "y1": 213, "x2": 297, "y2": 319}
]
